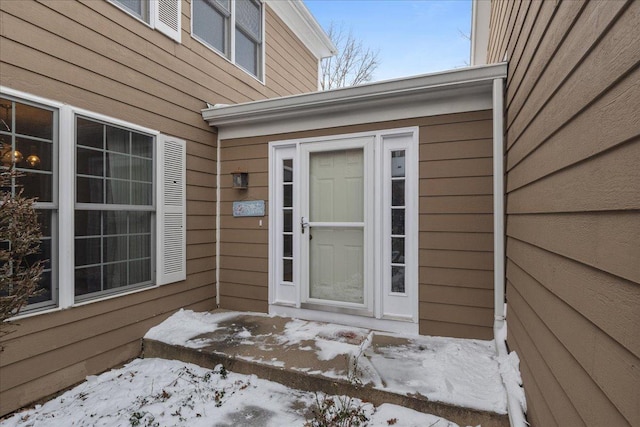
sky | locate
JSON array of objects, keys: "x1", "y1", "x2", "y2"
[{"x1": 304, "y1": 0, "x2": 472, "y2": 82}]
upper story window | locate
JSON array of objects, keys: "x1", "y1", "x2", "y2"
[
  {"x1": 112, "y1": 0, "x2": 150, "y2": 22},
  {"x1": 192, "y1": 0, "x2": 264, "y2": 80},
  {"x1": 109, "y1": 0, "x2": 181, "y2": 42}
]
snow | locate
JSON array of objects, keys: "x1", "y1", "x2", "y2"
[
  {"x1": 362, "y1": 333, "x2": 508, "y2": 414},
  {"x1": 144, "y1": 309, "x2": 239, "y2": 349},
  {"x1": 142, "y1": 310, "x2": 513, "y2": 415},
  {"x1": 0, "y1": 358, "x2": 459, "y2": 427}
]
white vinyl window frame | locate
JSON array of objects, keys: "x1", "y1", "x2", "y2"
[
  {"x1": 268, "y1": 127, "x2": 419, "y2": 332},
  {"x1": 191, "y1": 0, "x2": 266, "y2": 82},
  {"x1": 1, "y1": 86, "x2": 186, "y2": 318},
  {"x1": 109, "y1": 0, "x2": 182, "y2": 42}
]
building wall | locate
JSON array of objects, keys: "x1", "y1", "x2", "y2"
[
  {"x1": 218, "y1": 110, "x2": 495, "y2": 340},
  {"x1": 0, "y1": 0, "x2": 319, "y2": 416},
  {"x1": 487, "y1": 1, "x2": 640, "y2": 425}
]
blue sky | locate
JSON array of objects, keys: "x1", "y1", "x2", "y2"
[{"x1": 304, "y1": 0, "x2": 472, "y2": 82}]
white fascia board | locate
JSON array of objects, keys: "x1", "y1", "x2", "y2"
[
  {"x1": 265, "y1": 0, "x2": 336, "y2": 59},
  {"x1": 471, "y1": 0, "x2": 491, "y2": 66},
  {"x1": 202, "y1": 63, "x2": 507, "y2": 139}
]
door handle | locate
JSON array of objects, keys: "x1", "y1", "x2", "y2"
[{"x1": 301, "y1": 216, "x2": 309, "y2": 234}]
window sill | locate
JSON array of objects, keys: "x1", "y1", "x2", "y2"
[{"x1": 190, "y1": 34, "x2": 265, "y2": 85}]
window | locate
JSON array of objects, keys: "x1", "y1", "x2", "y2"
[
  {"x1": 112, "y1": 0, "x2": 150, "y2": 22},
  {"x1": 0, "y1": 96, "x2": 57, "y2": 310},
  {"x1": 110, "y1": 0, "x2": 181, "y2": 42},
  {"x1": 192, "y1": 0, "x2": 264, "y2": 79},
  {"x1": 1, "y1": 88, "x2": 186, "y2": 315},
  {"x1": 74, "y1": 117, "x2": 155, "y2": 300}
]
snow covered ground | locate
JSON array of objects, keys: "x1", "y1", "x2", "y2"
[{"x1": 0, "y1": 358, "x2": 459, "y2": 427}]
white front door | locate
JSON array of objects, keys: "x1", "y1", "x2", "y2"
[
  {"x1": 269, "y1": 129, "x2": 418, "y2": 331},
  {"x1": 300, "y1": 136, "x2": 374, "y2": 314}
]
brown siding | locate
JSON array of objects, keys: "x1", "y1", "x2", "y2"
[
  {"x1": 218, "y1": 110, "x2": 494, "y2": 340},
  {"x1": 488, "y1": 0, "x2": 640, "y2": 425},
  {"x1": 0, "y1": 0, "x2": 319, "y2": 416}
]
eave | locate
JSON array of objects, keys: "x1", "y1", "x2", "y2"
[
  {"x1": 265, "y1": 0, "x2": 336, "y2": 59},
  {"x1": 202, "y1": 63, "x2": 507, "y2": 140}
]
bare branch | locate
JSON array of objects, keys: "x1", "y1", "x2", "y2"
[{"x1": 321, "y1": 22, "x2": 380, "y2": 90}]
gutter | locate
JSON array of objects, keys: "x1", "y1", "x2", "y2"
[{"x1": 492, "y1": 78, "x2": 527, "y2": 427}]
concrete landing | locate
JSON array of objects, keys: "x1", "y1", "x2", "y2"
[{"x1": 143, "y1": 311, "x2": 509, "y2": 427}]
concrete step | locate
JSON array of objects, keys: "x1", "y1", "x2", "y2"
[{"x1": 143, "y1": 313, "x2": 509, "y2": 427}]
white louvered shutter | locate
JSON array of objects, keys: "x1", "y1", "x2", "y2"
[
  {"x1": 157, "y1": 134, "x2": 186, "y2": 285},
  {"x1": 153, "y1": 0, "x2": 181, "y2": 42}
]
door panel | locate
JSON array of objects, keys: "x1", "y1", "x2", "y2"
[{"x1": 309, "y1": 227, "x2": 364, "y2": 303}]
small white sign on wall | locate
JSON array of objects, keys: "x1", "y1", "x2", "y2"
[{"x1": 233, "y1": 200, "x2": 265, "y2": 217}]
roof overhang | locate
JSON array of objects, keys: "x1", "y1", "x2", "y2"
[
  {"x1": 265, "y1": 0, "x2": 337, "y2": 60},
  {"x1": 203, "y1": 63, "x2": 507, "y2": 140}
]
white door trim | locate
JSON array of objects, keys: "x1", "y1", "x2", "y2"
[{"x1": 268, "y1": 127, "x2": 419, "y2": 333}]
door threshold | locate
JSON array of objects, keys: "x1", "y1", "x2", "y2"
[{"x1": 269, "y1": 305, "x2": 419, "y2": 335}]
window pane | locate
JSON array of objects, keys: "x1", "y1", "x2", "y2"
[
  {"x1": 131, "y1": 133, "x2": 153, "y2": 158},
  {"x1": 130, "y1": 211, "x2": 151, "y2": 233},
  {"x1": 77, "y1": 118, "x2": 103, "y2": 149},
  {"x1": 283, "y1": 210, "x2": 292, "y2": 233},
  {"x1": 309, "y1": 227, "x2": 364, "y2": 304},
  {"x1": 391, "y1": 151, "x2": 405, "y2": 177},
  {"x1": 106, "y1": 179, "x2": 129, "y2": 204},
  {"x1": 104, "y1": 211, "x2": 128, "y2": 235},
  {"x1": 131, "y1": 182, "x2": 152, "y2": 205},
  {"x1": 310, "y1": 149, "x2": 363, "y2": 223},
  {"x1": 193, "y1": 0, "x2": 227, "y2": 53},
  {"x1": 75, "y1": 266, "x2": 102, "y2": 296},
  {"x1": 391, "y1": 266, "x2": 405, "y2": 293},
  {"x1": 113, "y1": 0, "x2": 148, "y2": 21},
  {"x1": 131, "y1": 157, "x2": 152, "y2": 182},
  {"x1": 16, "y1": 137, "x2": 53, "y2": 171},
  {"x1": 104, "y1": 236, "x2": 128, "y2": 262},
  {"x1": 283, "y1": 234, "x2": 292, "y2": 258},
  {"x1": 106, "y1": 152, "x2": 130, "y2": 180},
  {"x1": 129, "y1": 235, "x2": 150, "y2": 259},
  {"x1": 103, "y1": 262, "x2": 127, "y2": 290},
  {"x1": 15, "y1": 102, "x2": 53, "y2": 140},
  {"x1": 235, "y1": 29, "x2": 258, "y2": 76},
  {"x1": 391, "y1": 237, "x2": 405, "y2": 263},
  {"x1": 283, "y1": 183, "x2": 292, "y2": 208},
  {"x1": 391, "y1": 208, "x2": 405, "y2": 235},
  {"x1": 391, "y1": 180, "x2": 405, "y2": 207},
  {"x1": 235, "y1": 0, "x2": 261, "y2": 40},
  {"x1": 76, "y1": 210, "x2": 102, "y2": 236},
  {"x1": 77, "y1": 177, "x2": 104, "y2": 203},
  {"x1": 19, "y1": 172, "x2": 53, "y2": 202},
  {"x1": 106, "y1": 126, "x2": 129, "y2": 154},
  {"x1": 283, "y1": 259, "x2": 293, "y2": 282},
  {"x1": 75, "y1": 237, "x2": 102, "y2": 266},
  {"x1": 283, "y1": 159, "x2": 293, "y2": 182},
  {"x1": 129, "y1": 259, "x2": 151, "y2": 285},
  {"x1": 77, "y1": 147, "x2": 104, "y2": 177}
]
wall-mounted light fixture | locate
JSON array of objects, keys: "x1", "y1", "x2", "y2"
[{"x1": 231, "y1": 169, "x2": 249, "y2": 189}]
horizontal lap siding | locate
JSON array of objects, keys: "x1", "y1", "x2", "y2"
[
  {"x1": 218, "y1": 110, "x2": 495, "y2": 341},
  {"x1": 0, "y1": 0, "x2": 318, "y2": 417},
  {"x1": 488, "y1": 0, "x2": 640, "y2": 425},
  {"x1": 419, "y1": 110, "x2": 494, "y2": 340}
]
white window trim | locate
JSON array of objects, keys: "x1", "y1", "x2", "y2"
[
  {"x1": 191, "y1": 0, "x2": 266, "y2": 83},
  {"x1": 1, "y1": 86, "x2": 186, "y2": 317},
  {"x1": 268, "y1": 127, "x2": 419, "y2": 334},
  {"x1": 108, "y1": 0, "x2": 182, "y2": 42}
]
